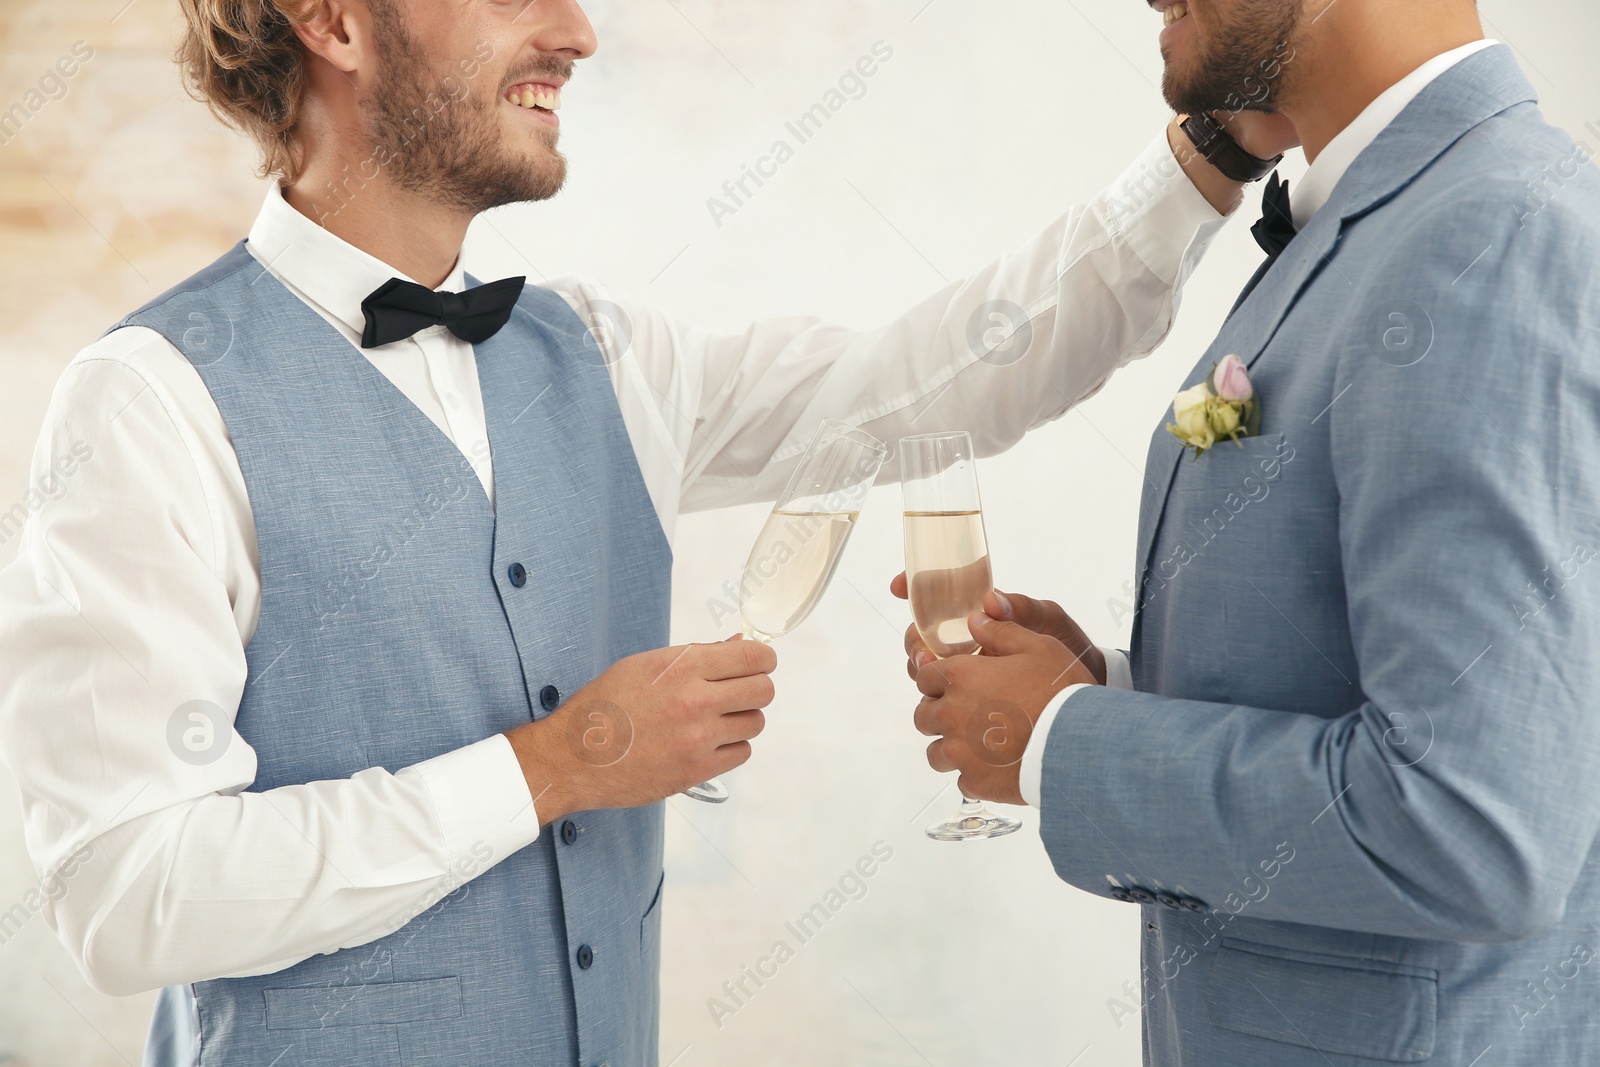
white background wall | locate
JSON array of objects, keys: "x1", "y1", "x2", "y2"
[{"x1": 0, "y1": 1, "x2": 1596, "y2": 1064}]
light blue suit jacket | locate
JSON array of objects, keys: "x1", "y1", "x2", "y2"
[{"x1": 1040, "y1": 46, "x2": 1600, "y2": 1065}]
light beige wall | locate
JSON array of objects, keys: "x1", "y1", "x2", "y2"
[{"x1": 1, "y1": 1, "x2": 1595, "y2": 1064}]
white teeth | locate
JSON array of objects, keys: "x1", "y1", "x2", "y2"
[
  {"x1": 506, "y1": 86, "x2": 563, "y2": 111},
  {"x1": 1163, "y1": 2, "x2": 1189, "y2": 26}
]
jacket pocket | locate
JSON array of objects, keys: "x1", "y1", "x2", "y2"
[
  {"x1": 1170, "y1": 432, "x2": 1293, "y2": 496},
  {"x1": 264, "y1": 976, "x2": 464, "y2": 1030},
  {"x1": 640, "y1": 870, "x2": 665, "y2": 959},
  {"x1": 1205, "y1": 938, "x2": 1437, "y2": 1062}
]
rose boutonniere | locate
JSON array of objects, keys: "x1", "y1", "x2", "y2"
[{"x1": 1166, "y1": 354, "x2": 1262, "y2": 458}]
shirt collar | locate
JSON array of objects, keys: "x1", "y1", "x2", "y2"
[
  {"x1": 1291, "y1": 38, "x2": 1498, "y2": 230},
  {"x1": 245, "y1": 185, "x2": 468, "y2": 343}
]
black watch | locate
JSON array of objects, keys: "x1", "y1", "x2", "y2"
[{"x1": 1180, "y1": 112, "x2": 1283, "y2": 183}]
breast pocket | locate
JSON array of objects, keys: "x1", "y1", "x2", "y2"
[
  {"x1": 1171, "y1": 433, "x2": 1294, "y2": 498},
  {"x1": 1205, "y1": 938, "x2": 1437, "y2": 1062}
]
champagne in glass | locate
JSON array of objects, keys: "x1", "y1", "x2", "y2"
[
  {"x1": 900, "y1": 431, "x2": 1023, "y2": 841},
  {"x1": 683, "y1": 419, "x2": 889, "y2": 803},
  {"x1": 739, "y1": 508, "x2": 860, "y2": 642},
  {"x1": 904, "y1": 510, "x2": 992, "y2": 657}
]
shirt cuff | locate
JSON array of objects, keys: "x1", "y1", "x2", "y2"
[
  {"x1": 407, "y1": 734, "x2": 543, "y2": 879},
  {"x1": 1020, "y1": 684, "x2": 1095, "y2": 809},
  {"x1": 1100, "y1": 647, "x2": 1133, "y2": 690},
  {"x1": 1096, "y1": 131, "x2": 1233, "y2": 288}
]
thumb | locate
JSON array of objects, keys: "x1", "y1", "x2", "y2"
[
  {"x1": 969, "y1": 611, "x2": 1042, "y2": 656},
  {"x1": 985, "y1": 589, "x2": 1051, "y2": 631}
]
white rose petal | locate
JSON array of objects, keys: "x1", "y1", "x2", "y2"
[{"x1": 1173, "y1": 383, "x2": 1211, "y2": 416}]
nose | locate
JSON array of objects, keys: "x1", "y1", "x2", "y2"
[{"x1": 533, "y1": 0, "x2": 598, "y2": 60}]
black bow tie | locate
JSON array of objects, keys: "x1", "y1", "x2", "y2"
[
  {"x1": 1227, "y1": 173, "x2": 1299, "y2": 321},
  {"x1": 1251, "y1": 172, "x2": 1298, "y2": 258},
  {"x1": 360, "y1": 275, "x2": 526, "y2": 348}
]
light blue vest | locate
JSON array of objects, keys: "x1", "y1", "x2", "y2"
[{"x1": 117, "y1": 243, "x2": 673, "y2": 1067}]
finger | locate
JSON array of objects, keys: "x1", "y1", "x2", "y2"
[
  {"x1": 968, "y1": 613, "x2": 1044, "y2": 657},
  {"x1": 904, "y1": 625, "x2": 935, "y2": 679},
  {"x1": 708, "y1": 739, "x2": 754, "y2": 776},
  {"x1": 715, "y1": 708, "x2": 766, "y2": 745},
  {"x1": 985, "y1": 589, "x2": 1058, "y2": 634},
  {"x1": 927, "y1": 738, "x2": 957, "y2": 774},
  {"x1": 982, "y1": 589, "x2": 1016, "y2": 622},
  {"x1": 706, "y1": 674, "x2": 777, "y2": 714},
  {"x1": 890, "y1": 571, "x2": 908, "y2": 600},
  {"x1": 700, "y1": 637, "x2": 778, "y2": 680},
  {"x1": 916, "y1": 660, "x2": 949, "y2": 699},
  {"x1": 913, "y1": 696, "x2": 942, "y2": 737}
]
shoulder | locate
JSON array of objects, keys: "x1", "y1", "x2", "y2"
[
  {"x1": 113, "y1": 242, "x2": 257, "y2": 333},
  {"x1": 55, "y1": 326, "x2": 233, "y2": 477},
  {"x1": 1367, "y1": 108, "x2": 1600, "y2": 273},
  {"x1": 538, "y1": 275, "x2": 686, "y2": 372},
  {"x1": 1324, "y1": 117, "x2": 1600, "y2": 428}
]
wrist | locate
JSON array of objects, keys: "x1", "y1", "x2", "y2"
[
  {"x1": 1167, "y1": 116, "x2": 1246, "y2": 217},
  {"x1": 503, "y1": 717, "x2": 588, "y2": 826},
  {"x1": 1180, "y1": 112, "x2": 1284, "y2": 183},
  {"x1": 1084, "y1": 645, "x2": 1108, "y2": 687}
]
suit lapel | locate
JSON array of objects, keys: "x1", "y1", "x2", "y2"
[
  {"x1": 1132, "y1": 207, "x2": 1345, "y2": 605},
  {"x1": 1128, "y1": 44, "x2": 1537, "y2": 645}
]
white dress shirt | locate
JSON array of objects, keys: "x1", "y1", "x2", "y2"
[
  {"x1": 1019, "y1": 39, "x2": 1499, "y2": 810},
  {"x1": 0, "y1": 133, "x2": 1227, "y2": 995}
]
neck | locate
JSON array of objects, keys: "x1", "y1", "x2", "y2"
[
  {"x1": 1281, "y1": 1, "x2": 1486, "y2": 163},
  {"x1": 284, "y1": 149, "x2": 473, "y2": 290}
]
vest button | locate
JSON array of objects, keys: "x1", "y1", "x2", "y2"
[
  {"x1": 576, "y1": 944, "x2": 594, "y2": 970},
  {"x1": 540, "y1": 684, "x2": 561, "y2": 711},
  {"x1": 507, "y1": 562, "x2": 528, "y2": 588},
  {"x1": 561, "y1": 820, "x2": 578, "y2": 845}
]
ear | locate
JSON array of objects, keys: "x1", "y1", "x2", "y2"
[{"x1": 291, "y1": 0, "x2": 368, "y2": 76}]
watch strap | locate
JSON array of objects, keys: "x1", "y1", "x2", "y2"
[{"x1": 1180, "y1": 112, "x2": 1283, "y2": 183}]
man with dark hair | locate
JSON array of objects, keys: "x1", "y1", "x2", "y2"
[
  {"x1": 912, "y1": 0, "x2": 1600, "y2": 1063},
  {"x1": 0, "y1": 2, "x2": 1294, "y2": 1065}
]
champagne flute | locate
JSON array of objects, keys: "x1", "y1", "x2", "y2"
[
  {"x1": 900, "y1": 431, "x2": 1023, "y2": 841},
  {"x1": 683, "y1": 419, "x2": 889, "y2": 803}
]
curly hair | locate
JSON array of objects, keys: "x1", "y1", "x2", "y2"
[{"x1": 175, "y1": 0, "x2": 320, "y2": 182}]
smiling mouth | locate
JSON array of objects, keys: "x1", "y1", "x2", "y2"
[
  {"x1": 1162, "y1": 1, "x2": 1190, "y2": 26},
  {"x1": 504, "y1": 82, "x2": 562, "y2": 113}
]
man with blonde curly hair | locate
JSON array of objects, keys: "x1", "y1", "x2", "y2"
[{"x1": 0, "y1": 2, "x2": 1294, "y2": 1064}]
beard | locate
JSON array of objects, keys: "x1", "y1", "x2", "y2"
[
  {"x1": 1162, "y1": 0, "x2": 1303, "y2": 115},
  {"x1": 363, "y1": 5, "x2": 569, "y2": 214}
]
